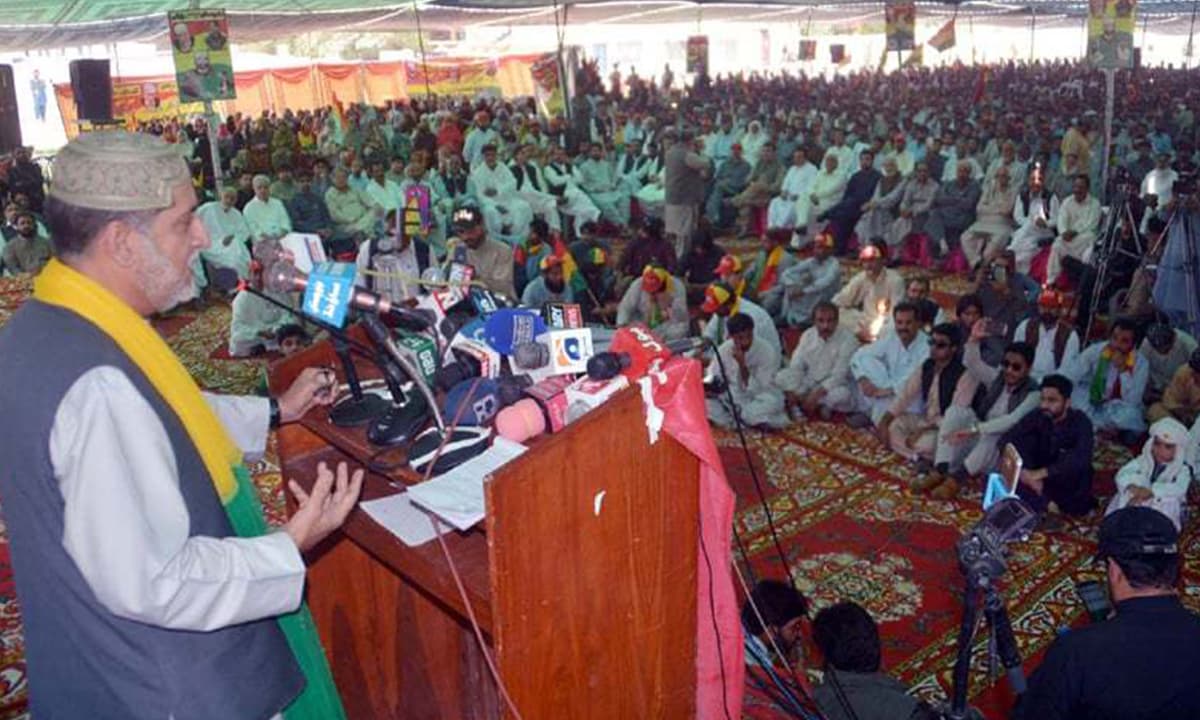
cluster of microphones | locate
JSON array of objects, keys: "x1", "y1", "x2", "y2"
[{"x1": 226, "y1": 252, "x2": 703, "y2": 477}]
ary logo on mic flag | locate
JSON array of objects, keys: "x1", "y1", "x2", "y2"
[{"x1": 303, "y1": 262, "x2": 357, "y2": 328}]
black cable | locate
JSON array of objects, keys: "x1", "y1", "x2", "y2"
[
  {"x1": 709, "y1": 337, "x2": 796, "y2": 587},
  {"x1": 699, "y1": 519, "x2": 734, "y2": 720},
  {"x1": 826, "y1": 668, "x2": 865, "y2": 720}
]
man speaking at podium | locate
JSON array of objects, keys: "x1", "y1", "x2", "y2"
[{"x1": 0, "y1": 132, "x2": 362, "y2": 719}]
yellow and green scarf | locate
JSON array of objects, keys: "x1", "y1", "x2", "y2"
[
  {"x1": 746, "y1": 246, "x2": 785, "y2": 297},
  {"x1": 1089, "y1": 346, "x2": 1135, "y2": 406},
  {"x1": 34, "y1": 259, "x2": 345, "y2": 720}
]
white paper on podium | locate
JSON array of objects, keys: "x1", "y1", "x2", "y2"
[
  {"x1": 406, "y1": 438, "x2": 528, "y2": 530},
  {"x1": 358, "y1": 492, "x2": 447, "y2": 547}
]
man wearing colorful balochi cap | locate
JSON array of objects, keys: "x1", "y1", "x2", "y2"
[
  {"x1": 1012, "y1": 288, "x2": 1081, "y2": 379},
  {"x1": 0, "y1": 131, "x2": 359, "y2": 719},
  {"x1": 832, "y1": 239, "x2": 906, "y2": 343},
  {"x1": 520, "y1": 253, "x2": 576, "y2": 307},
  {"x1": 700, "y1": 279, "x2": 781, "y2": 359},
  {"x1": 615, "y1": 264, "x2": 690, "y2": 341},
  {"x1": 777, "y1": 230, "x2": 842, "y2": 328}
]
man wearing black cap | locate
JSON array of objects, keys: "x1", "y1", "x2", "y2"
[
  {"x1": 447, "y1": 206, "x2": 515, "y2": 298},
  {"x1": 1014, "y1": 506, "x2": 1200, "y2": 719}
]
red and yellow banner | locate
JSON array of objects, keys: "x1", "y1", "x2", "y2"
[{"x1": 404, "y1": 59, "x2": 501, "y2": 96}]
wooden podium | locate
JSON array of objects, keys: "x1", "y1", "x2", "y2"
[{"x1": 271, "y1": 338, "x2": 699, "y2": 719}]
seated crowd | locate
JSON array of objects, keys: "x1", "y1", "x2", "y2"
[{"x1": 1, "y1": 56, "x2": 1199, "y2": 719}]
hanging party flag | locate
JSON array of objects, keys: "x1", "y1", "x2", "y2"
[
  {"x1": 928, "y1": 18, "x2": 957, "y2": 52},
  {"x1": 799, "y1": 39, "x2": 817, "y2": 61},
  {"x1": 884, "y1": 0, "x2": 916, "y2": 51},
  {"x1": 830, "y1": 44, "x2": 847, "y2": 65}
]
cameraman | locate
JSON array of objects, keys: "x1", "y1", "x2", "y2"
[{"x1": 1014, "y1": 507, "x2": 1200, "y2": 719}]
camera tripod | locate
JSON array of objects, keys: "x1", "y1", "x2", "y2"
[
  {"x1": 1081, "y1": 181, "x2": 1143, "y2": 343},
  {"x1": 946, "y1": 574, "x2": 1025, "y2": 719},
  {"x1": 1147, "y1": 196, "x2": 1200, "y2": 338}
]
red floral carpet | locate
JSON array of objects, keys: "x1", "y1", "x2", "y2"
[
  {"x1": 719, "y1": 422, "x2": 1200, "y2": 719},
  {"x1": 0, "y1": 269, "x2": 1197, "y2": 720}
]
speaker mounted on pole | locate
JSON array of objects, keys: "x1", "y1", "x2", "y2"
[
  {"x1": 68, "y1": 59, "x2": 114, "y2": 123},
  {"x1": 0, "y1": 65, "x2": 20, "y2": 155}
]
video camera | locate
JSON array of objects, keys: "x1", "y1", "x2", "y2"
[{"x1": 956, "y1": 497, "x2": 1039, "y2": 587}]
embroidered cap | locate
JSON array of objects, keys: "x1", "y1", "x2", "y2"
[{"x1": 49, "y1": 131, "x2": 191, "y2": 211}]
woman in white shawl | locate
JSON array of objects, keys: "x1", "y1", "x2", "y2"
[
  {"x1": 855, "y1": 156, "x2": 906, "y2": 242},
  {"x1": 740, "y1": 121, "x2": 767, "y2": 171},
  {"x1": 1107, "y1": 417, "x2": 1195, "y2": 530},
  {"x1": 961, "y1": 164, "x2": 1019, "y2": 269}
]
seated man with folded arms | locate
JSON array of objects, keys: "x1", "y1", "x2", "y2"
[
  {"x1": 1106, "y1": 417, "x2": 1195, "y2": 530},
  {"x1": 847, "y1": 302, "x2": 929, "y2": 427}
]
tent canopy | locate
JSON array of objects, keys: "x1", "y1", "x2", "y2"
[{"x1": 2, "y1": 0, "x2": 1196, "y2": 51}]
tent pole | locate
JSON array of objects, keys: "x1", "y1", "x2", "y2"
[
  {"x1": 1189, "y1": 0, "x2": 1199, "y2": 69},
  {"x1": 553, "y1": 0, "x2": 570, "y2": 121},
  {"x1": 1101, "y1": 67, "x2": 1115, "y2": 200},
  {"x1": 1030, "y1": 7, "x2": 1036, "y2": 63},
  {"x1": 411, "y1": 0, "x2": 433, "y2": 100}
]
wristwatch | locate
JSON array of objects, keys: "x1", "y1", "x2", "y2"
[{"x1": 269, "y1": 397, "x2": 282, "y2": 429}]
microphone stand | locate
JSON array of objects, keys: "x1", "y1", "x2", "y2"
[
  {"x1": 236, "y1": 284, "x2": 390, "y2": 427},
  {"x1": 328, "y1": 333, "x2": 392, "y2": 426}
]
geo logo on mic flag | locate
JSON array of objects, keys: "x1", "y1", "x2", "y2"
[{"x1": 544, "y1": 328, "x2": 594, "y2": 374}]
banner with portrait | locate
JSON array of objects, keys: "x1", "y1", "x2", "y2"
[
  {"x1": 167, "y1": 9, "x2": 236, "y2": 103},
  {"x1": 686, "y1": 35, "x2": 709, "y2": 75},
  {"x1": 884, "y1": 0, "x2": 916, "y2": 51},
  {"x1": 530, "y1": 53, "x2": 564, "y2": 117},
  {"x1": 798, "y1": 39, "x2": 817, "y2": 61},
  {"x1": 1087, "y1": 0, "x2": 1136, "y2": 69}
]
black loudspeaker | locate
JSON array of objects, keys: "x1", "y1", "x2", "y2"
[
  {"x1": 68, "y1": 59, "x2": 113, "y2": 122},
  {"x1": 0, "y1": 65, "x2": 20, "y2": 155}
]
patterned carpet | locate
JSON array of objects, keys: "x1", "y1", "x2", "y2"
[
  {"x1": 0, "y1": 268, "x2": 1196, "y2": 719},
  {"x1": 719, "y1": 421, "x2": 1200, "y2": 719}
]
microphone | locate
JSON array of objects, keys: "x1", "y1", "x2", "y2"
[
  {"x1": 585, "y1": 352, "x2": 630, "y2": 380},
  {"x1": 587, "y1": 328, "x2": 705, "y2": 381},
  {"x1": 265, "y1": 260, "x2": 434, "y2": 332},
  {"x1": 512, "y1": 341, "x2": 549, "y2": 370},
  {"x1": 494, "y1": 398, "x2": 547, "y2": 442},
  {"x1": 510, "y1": 328, "x2": 595, "y2": 375}
]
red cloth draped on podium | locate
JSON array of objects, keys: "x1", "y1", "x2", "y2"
[{"x1": 643, "y1": 355, "x2": 744, "y2": 717}]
